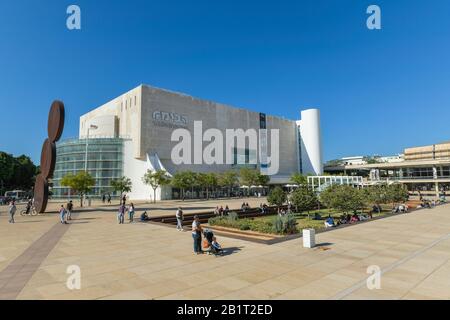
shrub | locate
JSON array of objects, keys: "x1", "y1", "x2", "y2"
[
  {"x1": 239, "y1": 222, "x2": 251, "y2": 230},
  {"x1": 208, "y1": 216, "x2": 222, "y2": 225},
  {"x1": 272, "y1": 214, "x2": 298, "y2": 235},
  {"x1": 227, "y1": 211, "x2": 238, "y2": 222}
]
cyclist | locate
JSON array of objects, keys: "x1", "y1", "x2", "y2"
[{"x1": 25, "y1": 199, "x2": 32, "y2": 215}]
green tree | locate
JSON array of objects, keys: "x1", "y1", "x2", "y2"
[
  {"x1": 257, "y1": 173, "x2": 270, "y2": 186},
  {"x1": 239, "y1": 168, "x2": 257, "y2": 186},
  {"x1": 142, "y1": 170, "x2": 171, "y2": 203},
  {"x1": 110, "y1": 176, "x2": 132, "y2": 203},
  {"x1": 61, "y1": 171, "x2": 95, "y2": 207},
  {"x1": 290, "y1": 172, "x2": 308, "y2": 187},
  {"x1": 170, "y1": 171, "x2": 196, "y2": 201},
  {"x1": 197, "y1": 173, "x2": 218, "y2": 200},
  {"x1": 0, "y1": 152, "x2": 38, "y2": 193},
  {"x1": 320, "y1": 184, "x2": 365, "y2": 214},
  {"x1": 290, "y1": 186, "x2": 318, "y2": 218},
  {"x1": 267, "y1": 186, "x2": 287, "y2": 208},
  {"x1": 218, "y1": 171, "x2": 239, "y2": 197},
  {"x1": 385, "y1": 183, "x2": 409, "y2": 207},
  {"x1": 0, "y1": 152, "x2": 14, "y2": 194},
  {"x1": 364, "y1": 184, "x2": 388, "y2": 207}
]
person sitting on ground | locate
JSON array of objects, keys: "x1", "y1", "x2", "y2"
[
  {"x1": 372, "y1": 204, "x2": 382, "y2": 214},
  {"x1": 224, "y1": 205, "x2": 230, "y2": 215},
  {"x1": 214, "y1": 206, "x2": 220, "y2": 216},
  {"x1": 337, "y1": 215, "x2": 348, "y2": 225},
  {"x1": 324, "y1": 215, "x2": 335, "y2": 228},
  {"x1": 350, "y1": 213, "x2": 359, "y2": 223},
  {"x1": 358, "y1": 214, "x2": 370, "y2": 221},
  {"x1": 241, "y1": 202, "x2": 247, "y2": 212},
  {"x1": 219, "y1": 206, "x2": 224, "y2": 216},
  {"x1": 140, "y1": 211, "x2": 149, "y2": 221},
  {"x1": 211, "y1": 236, "x2": 223, "y2": 255}
]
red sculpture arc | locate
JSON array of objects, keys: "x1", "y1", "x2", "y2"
[{"x1": 34, "y1": 101, "x2": 65, "y2": 213}]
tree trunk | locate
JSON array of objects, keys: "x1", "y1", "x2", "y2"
[
  {"x1": 153, "y1": 188, "x2": 157, "y2": 203},
  {"x1": 80, "y1": 194, "x2": 83, "y2": 207}
]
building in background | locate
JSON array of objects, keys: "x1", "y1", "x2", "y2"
[
  {"x1": 325, "y1": 142, "x2": 450, "y2": 198},
  {"x1": 53, "y1": 84, "x2": 323, "y2": 200}
]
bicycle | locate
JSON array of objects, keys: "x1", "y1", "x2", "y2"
[{"x1": 20, "y1": 206, "x2": 39, "y2": 216}]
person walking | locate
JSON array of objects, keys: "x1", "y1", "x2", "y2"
[
  {"x1": 122, "y1": 194, "x2": 127, "y2": 205},
  {"x1": 8, "y1": 201, "x2": 17, "y2": 223},
  {"x1": 66, "y1": 200, "x2": 73, "y2": 221},
  {"x1": 107, "y1": 193, "x2": 111, "y2": 204},
  {"x1": 128, "y1": 203, "x2": 135, "y2": 223},
  {"x1": 176, "y1": 207, "x2": 184, "y2": 231},
  {"x1": 118, "y1": 204, "x2": 125, "y2": 224},
  {"x1": 59, "y1": 205, "x2": 67, "y2": 224},
  {"x1": 192, "y1": 215, "x2": 202, "y2": 254},
  {"x1": 102, "y1": 194, "x2": 106, "y2": 204}
]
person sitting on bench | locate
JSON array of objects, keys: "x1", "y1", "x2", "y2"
[{"x1": 140, "y1": 211, "x2": 150, "y2": 221}]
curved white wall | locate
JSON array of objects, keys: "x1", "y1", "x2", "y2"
[{"x1": 299, "y1": 109, "x2": 323, "y2": 175}]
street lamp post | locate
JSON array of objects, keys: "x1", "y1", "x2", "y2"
[
  {"x1": 84, "y1": 125, "x2": 98, "y2": 172},
  {"x1": 83, "y1": 125, "x2": 98, "y2": 206}
]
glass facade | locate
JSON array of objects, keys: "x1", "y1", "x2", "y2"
[{"x1": 52, "y1": 138, "x2": 124, "y2": 198}]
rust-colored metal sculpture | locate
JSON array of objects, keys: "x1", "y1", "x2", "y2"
[{"x1": 34, "y1": 101, "x2": 65, "y2": 213}]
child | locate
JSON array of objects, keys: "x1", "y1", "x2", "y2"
[{"x1": 211, "y1": 236, "x2": 223, "y2": 254}]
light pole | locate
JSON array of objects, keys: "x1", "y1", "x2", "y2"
[
  {"x1": 84, "y1": 125, "x2": 98, "y2": 172},
  {"x1": 83, "y1": 125, "x2": 98, "y2": 206}
]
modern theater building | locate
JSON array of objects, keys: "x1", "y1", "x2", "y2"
[{"x1": 53, "y1": 84, "x2": 323, "y2": 200}]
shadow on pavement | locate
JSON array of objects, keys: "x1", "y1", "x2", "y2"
[{"x1": 220, "y1": 246, "x2": 243, "y2": 256}]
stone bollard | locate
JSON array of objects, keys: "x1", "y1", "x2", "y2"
[{"x1": 303, "y1": 228, "x2": 316, "y2": 248}]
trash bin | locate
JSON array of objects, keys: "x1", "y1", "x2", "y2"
[{"x1": 303, "y1": 228, "x2": 315, "y2": 248}]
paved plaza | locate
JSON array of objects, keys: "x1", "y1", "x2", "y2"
[{"x1": 1, "y1": 199, "x2": 450, "y2": 300}]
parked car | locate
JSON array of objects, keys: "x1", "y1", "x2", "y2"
[{"x1": 4, "y1": 190, "x2": 27, "y2": 202}]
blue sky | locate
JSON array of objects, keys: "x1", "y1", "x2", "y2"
[{"x1": 1, "y1": 0, "x2": 450, "y2": 163}]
